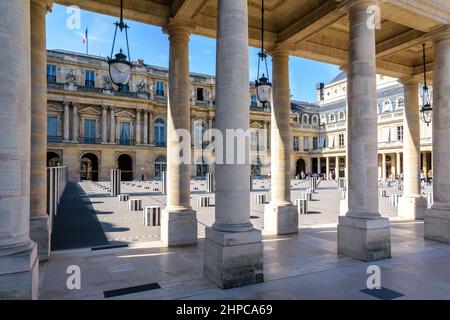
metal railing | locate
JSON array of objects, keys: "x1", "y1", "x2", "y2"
[
  {"x1": 47, "y1": 135, "x2": 62, "y2": 143},
  {"x1": 153, "y1": 141, "x2": 167, "y2": 148},
  {"x1": 80, "y1": 137, "x2": 101, "y2": 145},
  {"x1": 117, "y1": 139, "x2": 136, "y2": 146}
]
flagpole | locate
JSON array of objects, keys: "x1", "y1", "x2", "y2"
[{"x1": 86, "y1": 27, "x2": 89, "y2": 55}]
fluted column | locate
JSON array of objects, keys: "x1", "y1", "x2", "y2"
[
  {"x1": 204, "y1": 0, "x2": 263, "y2": 289},
  {"x1": 381, "y1": 153, "x2": 387, "y2": 179},
  {"x1": 264, "y1": 46, "x2": 298, "y2": 235},
  {"x1": 425, "y1": 28, "x2": 450, "y2": 243},
  {"x1": 101, "y1": 105, "x2": 108, "y2": 143},
  {"x1": 135, "y1": 109, "x2": 141, "y2": 145},
  {"x1": 30, "y1": 0, "x2": 51, "y2": 262},
  {"x1": 335, "y1": 156, "x2": 340, "y2": 179},
  {"x1": 0, "y1": 0, "x2": 38, "y2": 299},
  {"x1": 337, "y1": 0, "x2": 391, "y2": 262},
  {"x1": 143, "y1": 111, "x2": 148, "y2": 145},
  {"x1": 161, "y1": 21, "x2": 197, "y2": 247},
  {"x1": 398, "y1": 79, "x2": 427, "y2": 219},
  {"x1": 148, "y1": 112, "x2": 154, "y2": 145},
  {"x1": 63, "y1": 102, "x2": 70, "y2": 142},
  {"x1": 72, "y1": 103, "x2": 79, "y2": 143},
  {"x1": 110, "y1": 107, "x2": 116, "y2": 144},
  {"x1": 396, "y1": 152, "x2": 401, "y2": 177},
  {"x1": 326, "y1": 157, "x2": 330, "y2": 179}
]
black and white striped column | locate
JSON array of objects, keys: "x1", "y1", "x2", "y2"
[
  {"x1": 111, "y1": 169, "x2": 121, "y2": 197},
  {"x1": 161, "y1": 171, "x2": 167, "y2": 195},
  {"x1": 207, "y1": 172, "x2": 215, "y2": 193}
]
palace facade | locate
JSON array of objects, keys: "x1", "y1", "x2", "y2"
[{"x1": 46, "y1": 49, "x2": 433, "y2": 181}]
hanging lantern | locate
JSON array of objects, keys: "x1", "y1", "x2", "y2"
[
  {"x1": 420, "y1": 43, "x2": 432, "y2": 126},
  {"x1": 255, "y1": 0, "x2": 272, "y2": 107}
]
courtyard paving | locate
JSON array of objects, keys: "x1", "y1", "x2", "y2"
[{"x1": 41, "y1": 179, "x2": 445, "y2": 300}]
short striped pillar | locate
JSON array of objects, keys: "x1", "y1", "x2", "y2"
[
  {"x1": 338, "y1": 178, "x2": 346, "y2": 189},
  {"x1": 118, "y1": 194, "x2": 129, "y2": 202},
  {"x1": 207, "y1": 173, "x2": 215, "y2": 193},
  {"x1": 161, "y1": 171, "x2": 167, "y2": 195},
  {"x1": 302, "y1": 192, "x2": 313, "y2": 201},
  {"x1": 426, "y1": 192, "x2": 433, "y2": 207},
  {"x1": 128, "y1": 199, "x2": 142, "y2": 211},
  {"x1": 256, "y1": 194, "x2": 267, "y2": 204},
  {"x1": 309, "y1": 177, "x2": 317, "y2": 191},
  {"x1": 111, "y1": 169, "x2": 121, "y2": 197},
  {"x1": 389, "y1": 194, "x2": 401, "y2": 207},
  {"x1": 143, "y1": 206, "x2": 161, "y2": 226},
  {"x1": 295, "y1": 199, "x2": 308, "y2": 214},
  {"x1": 250, "y1": 175, "x2": 253, "y2": 191},
  {"x1": 197, "y1": 196, "x2": 210, "y2": 207},
  {"x1": 378, "y1": 190, "x2": 387, "y2": 198}
]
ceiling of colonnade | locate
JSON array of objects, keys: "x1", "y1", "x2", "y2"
[{"x1": 55, "y1": 0, "x2": 450, "y2": 80}]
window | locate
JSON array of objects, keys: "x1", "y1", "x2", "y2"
[
  {"x1": 338, "y1": 111, "x2": 345, "y2": 121},
  {"x1": 339, "y1": 134, "x2": 345, "y2": 147},
  {"x1": 194, "y1": 121, "x2": 207, "y2": 147},
  {"x1": 311, "y1": 115, "x2": 319, "y2": 124},
  {"x1": 251, "y1": 94, "x2": 257, "y2": 107},
  {"x1": 397, "y1": 98, "x2": 404, "y2": 109},
  {"x1": 119, "y1": 122, "x2": 131, "y2": 145},
  {"x1": 293, "y1": 136, "x2": 300, "y2": 151},
  {"x1": 313, "y1": 137, "x2": 319, "y2": 150},
  {"x1": 382, "y1": 100, "x2": 392, "y2": 113},
  {"x1": 123, "y1": 84, "x2": 130, "y2": 92},
  {"x1": 329, "y1": 113, "x2": 336, "y2": 122},
  {"x1": 154, "y1": 156, "x2": 167, "y2": 178},
  {"x1": 47, "y1": 116, "x2": 59, "y2": 143},
  {"x1": 154, "y1": 119, "x2": 166, "y2": 147},
  {"x1": 85, "y1": 70, "x2": 95, "y2": 87},
  {"x1": 156, "y1": 81, "x2": 165, "y2": 96},
  {"x1": 47, "y1": 64, "x2": 57, "y2": 83},
  {"x1": 303, "y1": 137, "x2": 309, "y2": 151},
  {"x1": 197, "y1": 88, "x2": 204, "y2": 101},
  {"x1": 397, "y1": 126, "x2": 404, "y2": 141},
  {"x1": 302, "y1": 114, "x2": 309, "y2": 124},
  {"x1": 83, "y1": 119, "x2": 97, "y2": 144}
]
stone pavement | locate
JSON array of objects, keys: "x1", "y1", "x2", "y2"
[{"x1": 38, "y1": 179, "x2": 445, "y2": 300}]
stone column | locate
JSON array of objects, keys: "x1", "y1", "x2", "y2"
[
  {"x1": 143, "y1": 111, "x2": 149, "y2": 145},
  {"x1": 0, "y1": 0, "x2": 38, "y2": 300},
  {"x1": 398, "y1": 79, "x2": 427, "y2": 219},
  {"x1": 335, "y1": 156, "x2": 340, "y2": 179},
  {"x1": 326, "y1": 157, "x2": 330, "y2": 179},
  {"x1": 264, "y1": 46, "x2": 297, "y2": 235},
  {"x1": 101, "y1": 105, "x2": 108, "y2": 143},
  {"x1": 425, "y1": 28, "x2": 450, "y2": 243},
  {"x1": 422, "y1": 152, "x2": 428, "y2": 174},
  {"x1": 148, "y1": 112, "x2": 154, "y2": 145},
  {"x1": 337, "y1": 0, "x2": 391, "y2": 262},
  {"x1": 30, "y1": 0, "x2": 51, "y2": 262},
  {"x1": 396, "y1": 152, "x2": 402, "y2": 177},
  {"x1": 72, "y1": 103, "x2": 79, "y2": 143},
  {"x1": 204, "y1": 0, "x2": 263, "y2": 289},
  {"x1": 136, "y1": 109, "x2": 142, "y2": 145},
  {"x1": 317, "y1": 158, "x2": 322, "y2": 175},
  {"x1": 63, "y1": 102, "x2": 70, "y2": 142},
  {"x1": 381, "y1": 153, "x2": 387, "y2": 179},
  {"x1": 110, "y1": 107, "x2": 116, "y2": 144},
  {"x1": 161, "y1": 21, "x2": 197, "y2": 247}
]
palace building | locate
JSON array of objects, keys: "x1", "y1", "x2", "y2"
[{"x1": 46, "y1": 49, "x2": 433, "y2": 182}]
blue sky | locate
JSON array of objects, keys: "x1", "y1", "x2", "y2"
[{"x1": 46, "y1": 4, "x2": 341, "y2": 102}]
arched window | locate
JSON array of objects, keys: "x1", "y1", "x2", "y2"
[
  {"x1": 338, "y1": 111, "x2": 345, "y2": 121},
  {"x1": 293, "y1": 113, "x2": 300, "y2": 123},
  {"x1": 302, "y1": 114, "x2": 309, "y2": 124},
  {"x1": 329, "y1": 113, "x2": 336, "y2": 123},
  {"x1": 154, "y1": 118, "x2": 166, "y2": 147},
  {"x1": 320, "y1": 115, "x2": 327, "y2": 125},
  {"x1": 311, "y1": 115, "x2": 319, "y2": 124},
  {"x1": 397, "y1": 97, "x2": 404, "y2": 109},
  {"x1": 382, "y1": 100, "x2": 392, "y2": 113}
]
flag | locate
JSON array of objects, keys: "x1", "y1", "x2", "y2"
[{"x1": 82, "y1": 28, "x2": 87, "y2": 45}]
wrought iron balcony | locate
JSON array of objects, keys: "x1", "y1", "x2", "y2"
[
  {"x1": 153, "y1": 141, "x2": 167, "y2": 148},
  {"x1": 80, "y1": 137, "x2": 101, "y2": 145},
  {"x1": 117, "y1": 139, "x2": 136, "y2": 146},
  {"x1": 47, "y1": 135, "x2": 62, "y2": 143}
]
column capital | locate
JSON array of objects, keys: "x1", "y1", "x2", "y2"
[
  {"x1": 267, "y1": 43, "x2": 293, "y2": 58},
  {"x1": 339, "y1": 0, "x2": 380, "y2": 12},
  {"x1": 163, "y1": 19, "x2": 196, "y2": 38},
  {"x1": 432, "y1": 26, "x2": 450, "y2": 43},
  {"x1": 31, "y1": 0, "x2": 53, "y2": 12}
]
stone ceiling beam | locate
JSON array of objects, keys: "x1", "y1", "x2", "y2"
[{"x1": 171, "y1": 0, "x2": 208, "y2": 21}]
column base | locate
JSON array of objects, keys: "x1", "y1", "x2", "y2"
[
  {"x1": 204, "y1": 227, "x2": 263, "y2": 289},
  {"x1": 0, "y1": 243, "x2": 39, "y2": 300},
  {"x1": 264, "y1": 202, "x2": 298, "y2": 235},
  {"x1": 337, "y1": 216, "x2": 391, "y2": 262},
  {"x1": 398, "y1": 196, "x2": 427, "y2": 220},
  {"x1": 30, "y1": 215, "x2": 50, "y2": 262},
  {"x1": 161, "y1": 208, "x2": 197, "y2": 246},
  {"x1": 425, "y1": 208, "x2": 450, "y2": 243}
]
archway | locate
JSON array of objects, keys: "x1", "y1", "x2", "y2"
[
  {"x1": 80, "y1": 153, "x2": 99, "y2": 181},
  {"x1": 296, "y1": 158, "x2": 306, "y2": 177},
  {"x1": 118, "y1": 154, "x2": 133, "y2": 181},
  {"x1": 154, "y1": 155, "x2": 167, "y2": 178},
  {"x1": 47, "y1": 152, "x2": 61, "y2": 167}
]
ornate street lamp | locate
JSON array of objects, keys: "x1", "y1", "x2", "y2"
[
  {"x1": 420, "y1": 43, "x2": 432, "y2": 126},
  {"x1": 108, "y1": 0, "x2": 132, "y2": 91},
  {"x1": 255, "y1": 0, "x2": 272, "y2": 107}
]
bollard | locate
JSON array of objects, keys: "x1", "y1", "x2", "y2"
[
  {"x1": 128, "y1": 199, "x2": 142, "y2": 211},
  {"x1": 111, "y1": 169, "x2": 121, "y2": 197},
  {"x1": 143, "y1": 206, "x2": 161, "y2": 226},
  {"x1": 197, "y1": 196, "x2": 210, "y2": 207},
  {"x1": 256, "y1": 194, "x2": 267, "y2": 204}
]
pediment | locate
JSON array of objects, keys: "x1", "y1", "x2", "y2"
[
  {"x1": 79, "y1": 106, "x2": 101, "y2": 115},
  {"x1": 48, "y1": 104, "x2": 63, "y2": 113}
]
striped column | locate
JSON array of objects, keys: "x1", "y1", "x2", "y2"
[
  {"x1": 207, "y1": 172, "x2": 215, "y2": 193},
  {"x1": 111, "y1": 169, "x2": 121, "y2": 197},
  {"x1": 161, "y1": 171, "x2": 167, "y2": 195}
]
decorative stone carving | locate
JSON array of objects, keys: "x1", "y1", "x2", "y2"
[
  {"x1": 103, "y1": 75, "x2": 114, "y2": 90},
  {"x1": 65, "y1": 69, "x2": 77, "y2": 85},
  {"x1": 137, "y1": 80, "x2": 146, "y2": 93}
]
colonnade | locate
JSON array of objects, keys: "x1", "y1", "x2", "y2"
[{"x1": 1, "y1": 0, "x2": 450, "y2": 299}]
